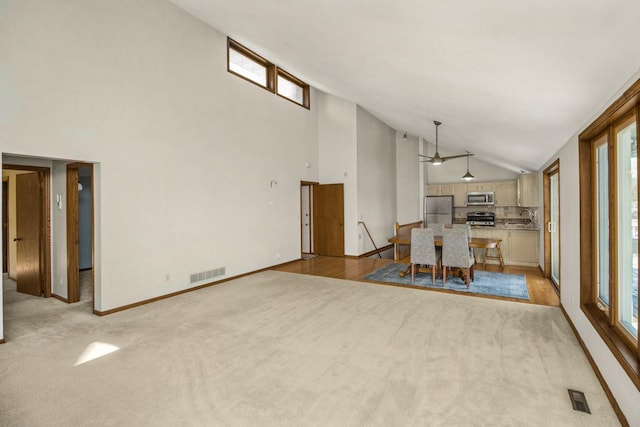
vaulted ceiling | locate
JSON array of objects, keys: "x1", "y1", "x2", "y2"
[{"x1": 172, "y1": 0, "x2": 640, "y2": 172}]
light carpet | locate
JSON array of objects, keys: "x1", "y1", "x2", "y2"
[{"x1": 0, "y1": 271, "x2": 619, "y2": 426}]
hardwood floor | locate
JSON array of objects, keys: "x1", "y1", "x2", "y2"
[{"x1": 272, "y1": 256, "x2": 560, "y2": 307}]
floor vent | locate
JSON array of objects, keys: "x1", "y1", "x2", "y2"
[
  {"x1": 190, "y1": 267, "x2": 226, "y2": 284},
  {"x1": 568, "y1": 389, "x2": 591, "y2": 414}
]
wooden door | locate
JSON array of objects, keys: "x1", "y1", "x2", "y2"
[
  {"x1": 314, "y1": 184, "x2": 344, "y2": 256},
  {"x1": 67, "y1": 166, "x2": 80, "y2": 303},
  {"x1": 16, "y1": 173, "x2": 42, "y2": 296}
]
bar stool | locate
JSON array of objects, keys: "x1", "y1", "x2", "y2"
[{"x1": 483, "y1": 239, "x2": 504, "y2": 267}]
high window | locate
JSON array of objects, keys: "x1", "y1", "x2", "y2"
[
  {"x1": 579, "y1": 79, "x2": 640, "y2": 390},
  {"x1": 227, "y1": 38, "x2": 310, "y2": 109}
]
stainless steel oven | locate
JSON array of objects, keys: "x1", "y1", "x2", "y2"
[{"x1": 466, "y1": 211, "x2": 495, "y2": 226}]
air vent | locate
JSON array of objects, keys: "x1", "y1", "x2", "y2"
[
  {"x1": 190, "y1": 267, "x2": 226, "y2": 284},
  {"x1": 567, "y1": 389, "x2": 591, "y2": 414}
]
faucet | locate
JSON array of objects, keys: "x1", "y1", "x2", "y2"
[{"x1": 520, "y1": 209, "x2": 534, "y2": 224}]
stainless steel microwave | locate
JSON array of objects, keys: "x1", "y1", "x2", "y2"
[{"x1": 467, "y1": 191, "x2": 495, "y2": 206}]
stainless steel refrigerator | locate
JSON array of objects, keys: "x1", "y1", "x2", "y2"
[{"x1": 424, "y1": 195, "x2": 454, "y2": 225}]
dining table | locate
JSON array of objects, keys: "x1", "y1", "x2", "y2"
[{"x1": 387, "y1": 234, "x2": 504, "y2": 276}]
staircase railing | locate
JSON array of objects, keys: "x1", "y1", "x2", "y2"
[{"x1": 358, "y1": 221, "x2": 382, "y2": 258}]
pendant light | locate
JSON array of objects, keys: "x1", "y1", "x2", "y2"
[{"x1": 461, "y1": 151, "x2": 475, "y2": 181}]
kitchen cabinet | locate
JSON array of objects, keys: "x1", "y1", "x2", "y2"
[
  {"x1": 508, "y1": 230, "x2": 539, "y2": 265},
  {"x1": 427, "y1": 184, "x2": 441, "y2": 196},
  {"x1": 435, "y1": 178, "x2": 523, "y2": 208},
  {"x1": 427, "y1": 183, "x2": 454, "y2": 196},
  {"x1": 440, "y1": 183, "x2": 454, "y2": 196},
  {"x1": 494, "y1": 181, "x2": 517, "y2": 206},
  {"x1": 478, "y1": 182, "x2": 495, "y2": 192},
  {"x1": 470, "y1": 227, "x2": 538, "y2": 266},
  {"x1": 517, "y1": 173, "x2": 539, "y2": 207},
  {"x1": 467, "y1": 182, "x2": 495, "y2": 192},
  {"x1": 453, "y1": 183, "x2": 468, "y2": 207},
  {"x1": 466, "y1": 183, "x2": 480, "y2": 193}
]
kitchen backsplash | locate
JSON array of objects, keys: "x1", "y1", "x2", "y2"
[{"x1": 454, "y1": 206, "x2": 539, "y2": 224}]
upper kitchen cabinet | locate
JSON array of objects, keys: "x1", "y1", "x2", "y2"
[
  {"x1": 467, "y1": 182, "x2": 495, "y2": 193},
  {"x1": 453, "y1": 183, "x2": 468, "y2": 207},
  {"x1": 440, "y1": 183, "x2": 454, "y2": 196},
  {"x1": 427, "y1": 184, "x2": 441, "y2": 196},
  {"x1": 494, "y1": 181, "x2": 517, "y2": 206},
  {"x1": 517, "y1": 173, "x2": 539, "y2": 207},
  {"x1": 427, "y1": 183, "x2": 454, "y2": 196}
]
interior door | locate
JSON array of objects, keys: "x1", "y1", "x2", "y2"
[
  {"x1": 16, "y1": 173, "x2": 42, "y2": 296},
  {"x1": 314, "y1": 183, "x2": 345, "y2": 256}
]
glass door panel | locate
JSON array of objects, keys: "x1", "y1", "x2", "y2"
[{"x1": 616, "y1": 119, "x2": 638, "y2": 338}]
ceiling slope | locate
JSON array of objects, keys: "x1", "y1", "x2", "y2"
[{"x1": 172, "y1": 0, "x2": 640, "y2": 172}]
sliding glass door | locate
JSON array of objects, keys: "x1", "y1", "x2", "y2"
[
  {"x1": 544, "y1": 160, "x2": 560, "y2": 290},
  {"x1": 550, "y1": 171, "x2": 560, "y2": 286}
]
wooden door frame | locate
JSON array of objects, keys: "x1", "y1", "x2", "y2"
[
  {"x1": 300, "y1": 181, "x2": 318, "y2": 256},
  {"x1": 2, "y1": 179, "x2": 8, "y2": 273},
  {"x1": 543, "y1": 159, "x2": 560, "y2": 289},
  {"x1": 3, "y1": 164, "x2": 52, "y2": 297},
  {"x1": 66, "y1": 162, "x2": 94, "y2": 305}
]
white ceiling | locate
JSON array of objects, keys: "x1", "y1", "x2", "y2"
[{"x1": 171, "y1": 0, "x2": 640, "y2": 172}]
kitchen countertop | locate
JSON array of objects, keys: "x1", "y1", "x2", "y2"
[
  {"x1": 472, "y1": 223, "x2": 540, "y2": 231},
  {"x1": 453, "y1": 219, "x2": 540, "y2": 231}
]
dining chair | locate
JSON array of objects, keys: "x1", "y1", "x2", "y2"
[
  {"x1": 452, "y1": 223, "x2": 472, "y2": 239},
  {"x1": 430, "y1": 223, "x2": 446, "y2": 237},
  {"x1": 442, "y1": 227, "x2": 475, "y2": 287},
  {"x1": 410, "y1": 228, "x2": 440, "y2": 284}
]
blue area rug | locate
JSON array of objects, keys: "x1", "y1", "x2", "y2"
[{"x1": 364, "y1": 263, "x2": 530, "y2": 301}]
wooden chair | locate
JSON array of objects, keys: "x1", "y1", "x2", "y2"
[
  {"x1": 442, "y1": 227, "x2": 475, "y2": 287},
  {"x1": 410, "y1": 228, "x2": 440, "y2": 284}
]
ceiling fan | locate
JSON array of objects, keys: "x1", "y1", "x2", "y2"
[{"x1": 419, "y1": 120, "x2": 473, "y2": 165}]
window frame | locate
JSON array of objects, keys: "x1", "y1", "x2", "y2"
[
  {"x1": 591, "y1": 132, "x2": 610, "y2": 311},
  {"x1": 579, "y1": 78, "x2": 640, "y2": 391},
  {"x1": 276, "y1": 67, "x2": 310, "y2": 109},
  {"x1": 227, "y1": 38, "x2": 275, "y2": 92},
  {"x1": 227, "y1": 38, "x2": 310, "y2": 109}
]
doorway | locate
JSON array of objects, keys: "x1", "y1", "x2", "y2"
[
  {"x1": 543, "y1": 160, "x2": 560, "y2": 290},
  {"x1": 300, "y1": 182, "x2": 316, "y2": 257},
  {"x1": 300, "y1": 182, "x2": 346, "y2": 258},
  {"x1": 2, "y1": 165, "x2": 52, "y2": 297},
  {"x1": 66, "y1": 163, "x2": 94, "y2": 306}
]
